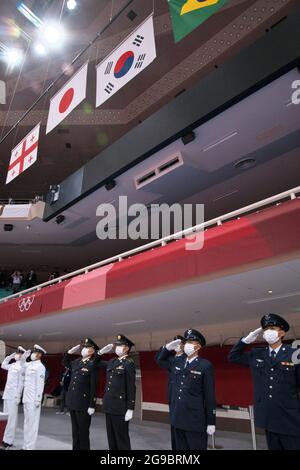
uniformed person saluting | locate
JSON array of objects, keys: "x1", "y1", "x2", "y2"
[
  {"x1": 22, "y1": 344, "x2": 47, "y2": 450},
  {"x1": 1, "y1": 346, "x2": 26, "y2": 449},
  {"x1": 228, "y1": 313, "x2": 300, "y2": 450},
  {"x1": 97, "y1": 335, "x2": 136, "y2": 450},
  {"x1": 155, "y1": 335, "x2": 186, "y2": 450},
  {"x1": 64, "y1": 338, "x2": 100, "y2": 450},
  {"x1": 169, "y1": 329, "x2": 216, "y2": 450}
]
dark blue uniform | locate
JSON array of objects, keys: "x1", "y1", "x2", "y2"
[
  {"x1": 163, "y1": 349, "x2": 216, "y2": 450},
  {"x1": 228, "y1": 339, "x2": 300, "y2": 450},
  {"x1": 63, "y1": 353, "x2": 99, "y2": 450},
  {"x1": 97, "y1": 355, "x2": 136, "y2": 450},
  {"x1": 155, "y1": 347, "x2": 186, "y2": 449}
]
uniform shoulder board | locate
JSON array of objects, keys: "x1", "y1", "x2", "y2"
[{"x1": 126, "y1": 357, "x2": 134, "y2": 363}]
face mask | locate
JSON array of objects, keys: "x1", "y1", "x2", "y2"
[
  {"x1": 184, "y1": 343, "x2": 196, "y2": 357},
  {"x1": 263, "y1": 329, "x2": 279, "y2": 345},
  {"x1": 15, "y1": 354, "x2": 21, "y2": 362},
  {"x1": 175, "y1": 344, "x2": 182, "y2": 353},
  {"x1": 81, "y1": 347, "x2": 90, "y2": 358},
  {"x1": 115, "y1": 346, "x2": 125, "y2": 357},
  {"x1": 30, "y1": 353, "x2": 38, "y2": 361}
]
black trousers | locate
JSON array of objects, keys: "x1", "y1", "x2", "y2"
[
  {"x1": 171, "y1": 425, "x2": 176, "y2": 450},
  {"x1": 105, "y1": 414, "x2": 131, "y2": 450},
  {"x1": 174, "y1": 428, "x2": 208, "y2": 451},
  {"x1": 70, "y1": 410, "x2": 91, "y2": 450},
  {"x1": 266, "y1": 431, "x2": 300, "y2": 450},
  {"x1": 60, "y1": 390, "x2": 67, "y2": 412}
]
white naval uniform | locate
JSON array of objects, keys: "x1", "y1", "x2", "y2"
[
  {"x1": 22, "y1": 360, "x2": 46, "y2": 450},
  {"x1": 1, "y1": 356, "x2": 25, "y2": 446}
]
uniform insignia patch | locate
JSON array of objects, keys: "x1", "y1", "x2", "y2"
[
  {"x1": 175, "y1": 366, "x2": 181, "y2": 370},
  {"x1": 191, "y1": 370, "x2": 201, "y2": 375},
  {"x1": 256, "y1": 359, "x2": 264, "y2": 362},
  {"x1": 281, "y1": 362, "x2": 294, "y2": 367},
  {"x1": 81, "y1": 368, "x2": 89, "y2": 372}
]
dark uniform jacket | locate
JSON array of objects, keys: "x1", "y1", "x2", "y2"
[
  {"x1": 155, "y1": 347, "x2": 186, "y2": 404},
  {"x1": 160, "y1": 349, "x2": 216, "y2": 433},
  {"x1": 63, "y1": 353, "x2": 99, "y2": 411},
  {"x1": 97, "y1": 356, "x2": 136, "y2": 416},
  {"x1": 228, "y1": 339, "x2": 300, "y2": 436}
]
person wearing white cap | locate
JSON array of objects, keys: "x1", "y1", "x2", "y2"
[
  {"x1": 22, "y1": 344, "x2": 47, "y2": 450},
  {"x1": 0, "y1": 346, "x2": 26, "y2": 449}
]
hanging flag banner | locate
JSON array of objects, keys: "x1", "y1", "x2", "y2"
[
  {"x1": 46, "y1": 62, "x2": 88, "y2": 134},
  {"x1": 96, "y1": 15, "x2": 156, "y2": 107},
  {"x1": 6, "y1": 123, "x2": 41, "y2": 184},
  {"x1": 168, "y1": 0, "x2": 228, "y2": 43}
]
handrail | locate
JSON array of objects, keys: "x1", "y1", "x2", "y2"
[{"x1": 1, "y1": 185, "x2": 299, "y2": 304}]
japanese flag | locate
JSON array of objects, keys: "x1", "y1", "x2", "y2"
[
  {"x1": 46, "y1": 62, "x2": 88, "y2": 134},
  {"x1": 96, "y1": 15, "x2": 156, "y2": 107}
]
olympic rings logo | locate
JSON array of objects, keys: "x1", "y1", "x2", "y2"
[{"x1": 18, "y1": 295, "x2": 35, "y2": 312}]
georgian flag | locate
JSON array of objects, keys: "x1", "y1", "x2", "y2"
[
  {"x1": 6, "y1": 123, "x2": 40, "y2": 184},
  {"x1": 96, "y1": 15, "x2": 156, "y2": 107},
  {"x1": 46, "y1": 62, "x2": 88, "y2": 134}
]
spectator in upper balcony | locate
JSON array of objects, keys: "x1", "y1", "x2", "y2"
[
  {"x1": 0, "y1": 269, "x2": 5, "y2": 287},
  {"x1": 49, "y1": 269, "x2": 60, "y2": 281},
  {"x1": 11, "y1": 271, "x2": 23, "y2": 294},
  {"x1": 25, "y1": 269, "x2": 37, "y2": 289}
]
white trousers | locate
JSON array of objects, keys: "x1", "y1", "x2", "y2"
[
  {"x1": 23, "y1": 403, "x2": 41, "y2": 450},
  {"x1": 3, "y1": 399, "x2": 19, "y2": 446}
]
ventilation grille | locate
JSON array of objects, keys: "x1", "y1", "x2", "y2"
[{"x1": 135, "y1": 153, "x2": 183, "y2": 190}]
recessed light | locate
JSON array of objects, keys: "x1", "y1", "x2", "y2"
[
  {"x1": 268, "y1": 290, "x2": 273, "y2": 294},
  {"x1": 234, "y1": 158, "x2": 256, "y2": 171}
]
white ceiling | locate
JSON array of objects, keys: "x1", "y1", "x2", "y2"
[{"x1": 1, "y1": 256, "x2": 300, "y2": 344}]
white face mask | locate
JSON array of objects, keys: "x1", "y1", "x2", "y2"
[
  {"x1": 184, "y1": 343, "x2": 196, "y2": 357},
  {"x1": 30, "y1": 353, "x2": 38, "y2": 361},
  {"x1": 174, "y1": 344, "x2": 182, "y2": 353},
  {"x1": 15, "y1": 354, "x2": 21, "y2": 362},
  {"x1": 115, "y1": 346, "x2": 125, "y2": 357},
  {"x1": 81, "y1": 347, "x2": 90, "y2": 358},
  {"x1": 263, "y1": 329, "x2": 280, "y2": 345}
]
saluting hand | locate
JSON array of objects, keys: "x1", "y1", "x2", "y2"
[
  {"x1": 166, "y1": 339, "x2": 181, "y2": 351},
  {"x1": 242, "y1": 327, "x2": 263, "y2": 344},
  {"x1": 98, "y1": 344, "x2": 114, "y2": 355},
  {"x1": 68, "y1": 344, "x2": 81, "y2": 354},
  {"x1": 20, "y1": 350, "x2": 31, "y2": 363}
]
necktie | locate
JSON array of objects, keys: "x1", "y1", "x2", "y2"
[{"x1": 270, "y1": 350, "x2": 276, "y2": 362}]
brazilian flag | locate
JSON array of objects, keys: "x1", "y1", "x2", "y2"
[{"x1": 168, "y1": 0, "x2": 229, "y2": 43}]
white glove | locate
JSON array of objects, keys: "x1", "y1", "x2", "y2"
[
  {"x1": 68, "y1": 344, "x2": 81, "y2": 354},
  {"x1": 7, "y1": 352, "x2": 16, "y2": 360},
  {"x1": 207, "y1": 425, "x2": 216, "y2": 435},
  {"x1": 166, "y1": 339, "x2": 181, "y2": 351},
  {"x1": 20, "y1": 350, "x2": 31, "y2": 364},
  {"x1": 87, "y1": 408, "x2": 95, "y2": 416},
  {"x1": 98, "y1": 344, "x2": 114, "y2": 355},
  {"x1": 125, "y1": 409, "x2": 134, "y2": 422},
  {"x1": 242, "y1": 327, "x2": 263, "y2": 344},
  {"x1": 34, "y1": 401, "x2": 41, "y2": 409}
]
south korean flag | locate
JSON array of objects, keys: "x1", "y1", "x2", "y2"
[{"x1": 96, "y1": 15, "x2": 156, "y2": 107}]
